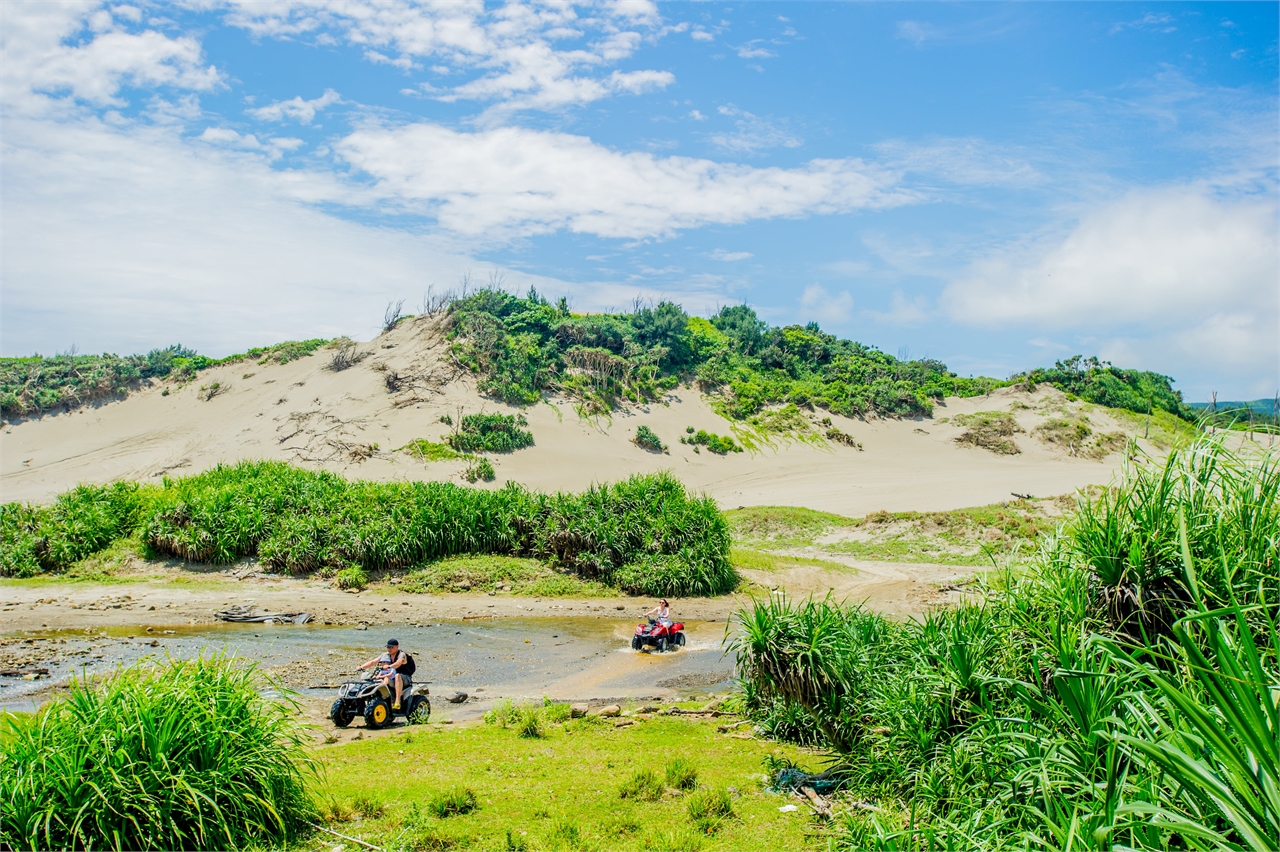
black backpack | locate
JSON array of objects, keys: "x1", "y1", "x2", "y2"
[{"x1": 400, "y1": 653, "x2": 416, "y2": 678}]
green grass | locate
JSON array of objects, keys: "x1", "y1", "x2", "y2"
[
  {"x1": 401, "y1": 555, "x2": 617, "y2": 597},
  {"x1": 401, "y1": 439, "x2": 471, "y2": 462},
  {"x1": 316, "y1": 714, "x2": 816, "y2": 851},
  {"x1": 0, "y1": 655, "x2": 315, "y2": 851},
  {"x1": 727, "y1": 506, "x2": 856, "y2": 548},
  {"x1": 1, "y1": 461, "x2": 737, "y2": 597},
  {"x1": 731, "y1": 547, "x2": 855, "y2": 574},
  {"x1": 730, "y1": 436, "x2": 1279, "y2": 850}
]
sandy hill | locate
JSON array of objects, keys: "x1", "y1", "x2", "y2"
[{"x1": 1, "y1": 316, "x2": 1156, "y2": 513}]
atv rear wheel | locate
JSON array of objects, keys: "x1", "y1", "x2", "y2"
[
  {"x1": 330, "y1": 699, "x2": 353, "y2": 728},
  {"x1": 406, "y1": 695, "x2": 431, "y2": 724},
  {"x1": 364, "y1": 697, "x2": 392, "y2": 729},
  {"x1": 675, "y1": 632, "x2": 686, "y2": 647},
  {"x1": 656, "y1": 636, "x2": 668, "y2": 653}
]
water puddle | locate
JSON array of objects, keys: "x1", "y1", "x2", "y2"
[{"x1": 0, "y1": 618, "x2": 737, "y2": 711}]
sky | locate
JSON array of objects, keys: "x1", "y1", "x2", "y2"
[{"x1": 1, "y1": 1, "x2": 1276, "y2": 401}]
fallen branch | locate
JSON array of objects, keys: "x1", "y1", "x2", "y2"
[{"x1": 307, "y1": 822, "x2": 384, "y2": 851}]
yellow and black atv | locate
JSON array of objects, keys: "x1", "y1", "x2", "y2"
[{"x1": 330, "y1": 669, "x2": 430, "y2": 729}]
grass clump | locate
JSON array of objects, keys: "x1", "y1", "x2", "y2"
[
  {"x1": 482, "y1": 699, "x2": 569, "y2": 737},
  {"x1": 952, "y1": 410, "x2": 1023, "y2": 455},
  {"x1": 447, "y1": 413, "x2": 533, "y2": 453},
  {"x1": 665, "y1": 758, "x2": 698, "y2": 791},
  {"x1": 619, "y1": 769, "x2": 665, "y2": 802},
  {"x1": 731, "y1": 436, "x2": 1279, "y2": 849},
  {"x1": 425, "y1": 788, "x2": 479, "y2": 818},
  {"x1": 335, "y1": 565, "x2": 369, "y2": 590},
  {"x1": 634, "y1": 424, "x2": 668, "y2": 453},
  {"x1": 463, "y1": 458, "x2": 496, "y2": 482},
  {"x1": 0, "y1": 654, "x2": 314, "y2": 850},
  {"x1": 686, "y1": 788, "x2": 735, "y2": 833},
  {"x1": 402, "y1": 439, "x2": 469, "y2": 462},
  {"x1": 2, "y1": 461, "x2": 736, "y2": 596},
  {"x1": 681, "y1": 429, "x2": 742, "y2": 455}
]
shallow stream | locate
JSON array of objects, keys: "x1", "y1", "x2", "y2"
[{"x1": 0, "y1": 617, "x2": 737, "y2": 713}]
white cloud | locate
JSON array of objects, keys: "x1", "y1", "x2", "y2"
[
  {"x1": 247, "y1": 88, "x2": 340, "y2": 124},
  {"x1": 943, "y1": 185, "x2": 1278, "y2": 385},
  {"x1": 735, "y1": 41, "x2": 776, "y2": 59},
  {"x1": 943, "y1": 186, "x2": 1276, "y2": 327},
  {"x1": 219, "y1": 0, "x2": 675, "y2": 116},
  {"x1": 864, "y1": 291, "x2": 931, "y2": 327},
  {"x1": 799, "y1": 285, "x2": 854, "y2": 323},
  {"x1": 335, "y1": 121, "x2": 905, "y2": 239},
  {"x1": 1110, "y1": 13, "x2": 1176, "y2": 35},
  {"x1": 2, "y1": 1, "x2": 221, "y2": 113},
  {"x1": 895, "y1": 21, "x2": 944, "y2": 46},
  {"x1": 691, "y1": 27, "x2": 714, "y2": 42},
  {"x1": 708, "y1": 105, "x2": 801, "y2": 154},
  {"x1": 873, "y1": 137, "x2": 1043, "y2": 188},
  {"x1": 709, "y1": 249, "x2": 752, "y2": 261}
]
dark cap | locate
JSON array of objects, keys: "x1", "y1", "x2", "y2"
[{"x1": 386, "y1": 638, "x2": 399, "y2": 646}]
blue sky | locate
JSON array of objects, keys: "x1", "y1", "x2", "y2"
[{"x1": 2, "y1": 1, "x2": 1276, "y2": 400}]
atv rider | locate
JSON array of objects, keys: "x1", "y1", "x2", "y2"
[
  {"x1": 360, "y1": 639, "x2": 409, "y2": 710},
  {"x1": 644, "y1": 599, "x2": 672, "y2": 628}
]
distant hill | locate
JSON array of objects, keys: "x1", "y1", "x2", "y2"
[{"x1": 1187, "y1": 398, "x2": 1277, "y2": 414}]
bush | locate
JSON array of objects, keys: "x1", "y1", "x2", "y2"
[
  {"x1": 0, "y1": 655, "x2": 314, "y2": 850},
  {"x1": 2, "y1": 462, "x2": 736, "y2": 596},
  {"x1": 447, "y1": 413, "x2": 533, "y2": 454},
  {"x1": 729, "y1": 437, "x2": 1280, "y2": 849},
  {"x1": 634, "y1": 424, "x2": 667, "y2": 453}
]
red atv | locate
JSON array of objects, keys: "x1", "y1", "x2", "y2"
[{"x1": 632, "y1": 617, "x2": 686, "y2": 652}]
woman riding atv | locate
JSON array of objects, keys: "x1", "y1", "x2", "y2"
[
  {"x1": 644, "y1": 599, "x2": 672, "y2": 627},
  {"x1": 360, "y1": 639, "x2": 409, "y2": 710}
]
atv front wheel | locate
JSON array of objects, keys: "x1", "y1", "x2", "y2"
[
  {"x1": 364, "y1": 697, "x2": 392, "y2": 729},
  {"x1": 630, "y1": 636, "x2": 642, "y2": 651},
  {"x1": 406, "y1": 695, "x2": 431, "y2": 724},
  {"x1": 330, "y1": 699, "x2": 353, "y2": 728}
]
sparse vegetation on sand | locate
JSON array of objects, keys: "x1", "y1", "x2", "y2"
[
  {"x1": 681, "y1": 427, "x2": 743, "y2": 454},
  {"x1": 0, "y1": 461, "x2": 736, "y2": 596},
  {"x1": 728, "y1": 501, "x2": 1064, "y2": 566},
  {"x1": 445, "y1": 288, "x2": 1003, "y2": 419},
  {"x1": 952, "y1": 410, "x2": 1024, "y2": 455},
  {"x1": 0, "y1": 339, "x2": 331, "y2": 418},
  {"x1": 1014, "y1": 354, "x2": 1191, "y2": 419},
  {"x1": 731, "y1": 437, "x2": 1279, "y2": 849},
  {"x1": 0, "y1": 655, "x2": 315, "y2": 851}
]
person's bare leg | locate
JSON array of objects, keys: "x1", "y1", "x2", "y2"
[{"x1": 394, "y1": 675, "x2": 402, "y2": 708}]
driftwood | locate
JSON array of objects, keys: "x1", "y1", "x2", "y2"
[
  {"x1": 801, "y1": 786, "x2": 832, "y2": 818},
  {"x1": 0, "y1": 667, "x2": 49, "y2": 676},
  {"x1": 216, "y1": 605, "x2": 312, "y2": 624}
]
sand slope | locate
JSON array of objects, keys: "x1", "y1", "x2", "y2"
[{"x1": 1, "y1": 315, "x2": 1149, "y2": 513}]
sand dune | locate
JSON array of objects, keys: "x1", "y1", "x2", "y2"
[{"x1": 1, "y1": 315, "x2": 1151, "y2": 513}]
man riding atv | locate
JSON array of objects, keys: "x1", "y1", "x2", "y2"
[{"x1": 361, "y1": 638, "x2": 409, "y2": 710}]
